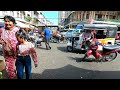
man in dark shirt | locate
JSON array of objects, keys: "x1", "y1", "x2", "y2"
[{"x1": 43, "y1": 25, "x2": 51, "y2": 50}]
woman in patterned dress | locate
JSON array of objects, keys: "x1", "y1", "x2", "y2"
[{"x1": 0, "y1": 15, "x2": 19, "y2": 79}]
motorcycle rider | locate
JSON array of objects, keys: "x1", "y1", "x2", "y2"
[
  {"x1": 82, "y1": 30, "x2": 92, "y2": 49},
  {"x1": 81, "y1": 36, "x2": 102, "y2": 62}
]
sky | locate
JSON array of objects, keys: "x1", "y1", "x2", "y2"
[{"x1": 41, "y1": 11, "x2": 58, "y2": 25}]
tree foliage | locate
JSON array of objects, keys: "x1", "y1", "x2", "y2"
[{"x1": 25, "y1": 16, "x2": 32, "y2": 22}]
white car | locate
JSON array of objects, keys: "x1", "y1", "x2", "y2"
[
  {"x1": 65, "y1": 29, "x2": 75, "y2": 38},
  {"x1": 65, "y1": 29, "x2": 82, "y2": 38},
  {"x1": 61, "y1": 32, "x2": 67, "y2": 37}
]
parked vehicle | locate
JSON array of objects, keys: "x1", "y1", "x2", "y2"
[
  {"x1": 67, "y1": 24, "x2": 118, "y2": 52},
  {"x1": 65, "y1": 29, "x2": 75, "y2": 38},
  {"x1": 35, "y1": 37, "x2": 43, "y2": 47},
  {"x1": 81, "y1": 40, "x2": 120, "y2": 62}
]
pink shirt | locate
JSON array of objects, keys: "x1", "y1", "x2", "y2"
[
  {"x1": 0, "y1": 26, "x2": 19, "y2": 52},
  {"x1": 17, "y1": 42, "x2": 38, "y2": 64}
]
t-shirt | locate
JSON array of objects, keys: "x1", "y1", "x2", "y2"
[
  {"x1": 17, "y1": 42, "x2": 34, "y2": 56},
  {"x1": 43, "y1": 27, "x2": 51, "y2": 39},
  {"x1": 17, "y1": 42, "x2": 38, "y2": 64}
]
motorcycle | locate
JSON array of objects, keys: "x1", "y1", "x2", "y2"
[
  {"x1": 35, "y1": 36, "x2": 43, "y2": 48},
  {"x1": 81, "y1": 39, "x2": 120, "y2": 62}
]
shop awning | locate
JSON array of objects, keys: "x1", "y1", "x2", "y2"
[
  {"x1": 29, "y1": 25, "x2": 34, "y2": 29},
  {"x1": 16, "y1": 21, "x2": 30, "y2": 28},
  {"x1": 0, "y1": 19, "x2": 4, "y2": 27},
  {"x1": 0, "y1": 19, "x2": 4, "y2": 23}
]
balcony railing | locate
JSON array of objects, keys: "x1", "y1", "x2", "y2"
[
  {"x1": 108, "y1": 19, "x2": 120, "y2": 22},
  {"x1": 95, "y1": 18, "x2": 120, "y2": 22},
  {"x1": 95, "y1": 18, "x2": 106, "y2": 21}
]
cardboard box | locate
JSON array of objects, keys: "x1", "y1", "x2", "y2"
[{"x1": 0, "y1": 60, "x2": 5, "y2": 72}]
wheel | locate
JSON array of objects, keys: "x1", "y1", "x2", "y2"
[
  {"x1": 105, "y1": 52, "x2": 117, "y2": 62},
  {"x1": 67, "y1": 46, "x2": 73, "y2": 52}
]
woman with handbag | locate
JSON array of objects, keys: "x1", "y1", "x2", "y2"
[{"x1": 0, "y1": 15, "x2": 19, "y2": 79}]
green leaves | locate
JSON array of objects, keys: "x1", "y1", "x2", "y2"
[{"x1": 25, "y1": 16, "x2": 32, "y2": 22}]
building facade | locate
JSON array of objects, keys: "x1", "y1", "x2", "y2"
[
  {"x1": 58, "y1": 11, "x2": 66, "y2": 26},
  {"x1": 59, "y1": 11, "x2": 120, "y2": 29},
  {"x1": 0, "y1": 11, "x2": 53, "y2": 28}
]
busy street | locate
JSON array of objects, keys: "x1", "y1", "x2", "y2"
[
  {"x1": 23, "y1": 42, "x2": 120, "y2": 79},
  {"x1": 1, "y1": 11, "x2": 120, "y2": 79}
]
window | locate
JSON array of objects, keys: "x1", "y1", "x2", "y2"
[
  {"x1": 10, "y1": 11, "x2": 14, "y2": 16},
  {"x1": 107, "y1": 29, "x2": 116, "y2": 38},
  {"x1": 113, "y1": 16, "x2": 116, "y2": 19},
  {"x1": 2, "y1": 11, "x2": 7, "y2": 15},
  {"x1": 27, "y1": 14, "x2": 30, "y2": 16},
  {"x1": 20, "y1": 13, "x2": 22, "y2": 19},
  {"x1": 17, "y1": 11, "x2": 19, "y2": 18},
  {"x1": 73, "y1": 29, "x2": 79, "y2": 33},
  {"x1": 2, "y1": 11, "x2": 5, "y2": 15},
  {"x1": 76, "y1": 25, "x2": 83, "y2": 29},
  {"x1": 12, "y1": 11, "x2": 14, "y2": 16},
  {"x1": 67, "y1": 30, "x2": 73, "y2": 34},
  {"x1": 96, "y1": 11, "x2": 100, "y2": 13},
  {"x1": 86, "y1": 14, "x2": 89, "y2": 19}
]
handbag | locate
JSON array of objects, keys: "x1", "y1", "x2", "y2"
[
  {"x1": 3, "y1": 41, "x2": 14, "y2": 56},
  {"x1": 1, "y1": 29, "x2": 14, "y2": 56}
]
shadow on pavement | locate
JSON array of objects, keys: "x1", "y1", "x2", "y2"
[
  {"x1": 37, "y1": 47, "x2": 47, "y2": 50},
  {"x1": 3, "y1": 64, "x2": 120, "y2": 79},
  {"x1": 30, "y1": 64, "x2": 120, "y2": 79},
  {"x1": 68, "y1": 56, "x2": 101, "y2": 62},
  {"x1": 57, "y1": 46, "x2": 67, "y2": 52},
  {"x1": 57, "y1": 46, "x2": 87, "y2": 54}
]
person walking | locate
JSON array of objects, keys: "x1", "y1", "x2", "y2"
[
  {"x1": 15, "y1": 29, "x2": 38, "y2": 79},
  {"x1": 0, "y1": 15, "x2": 19, "y2": 79},
  {"x1": 43, "y1": 25, "x2": 51, "y2": 50}
]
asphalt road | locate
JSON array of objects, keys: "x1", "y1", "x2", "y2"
[
  {"x1": 1, "y1": 42, "x2": 120, "y2": 79},
  {"x1": 31, "y1": 42, "x2": 120, "y2": 79}
]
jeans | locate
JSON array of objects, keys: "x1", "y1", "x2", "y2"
[
  {"x1": 16, "y1": 55, "x2": 31, "y2": 79},
  {"x1": 44, "y1": 38, "x2": 51, "y2": 49}
]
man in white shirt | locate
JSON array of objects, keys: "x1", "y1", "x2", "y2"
[{"x1": 83, "y1": 30, "x2": 92, "y2": 49}]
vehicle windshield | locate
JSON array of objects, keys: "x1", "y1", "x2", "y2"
[
  {"x1": 84, "y1": 27, "x2": 117, "y2": 39},
  {"x1": 68, "y1": 30, "x2": 73, "y2": 32},
  {"x1": 94, "y1": 28, "x2": 117, "y2": 39},
  {"x1": 66, "y1": 30, "x2": 73, "y2": 34},
  {"x1": 76, "y1": 25, "x2": 83, "y2": 29},
  {"x1": 73, "y1": 29, "x2": 80, "y2": 33},
  {"x1": 106, "y1": 28, "x2": 117, "y2": 38}
]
